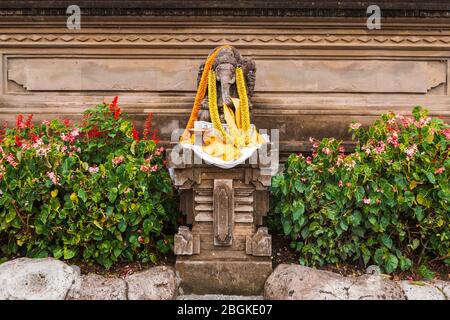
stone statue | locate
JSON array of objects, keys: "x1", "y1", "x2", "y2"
[{"x1": 197, "y1": 46, "x2": 256, "y2": 122}]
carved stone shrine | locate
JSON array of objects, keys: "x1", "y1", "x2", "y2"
[{"x1": 171, "y1": 151, "x2": 273, "y2": 295}]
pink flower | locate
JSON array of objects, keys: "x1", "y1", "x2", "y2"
[
  {"x1": 61, "y1": 128, "x2": 79, "y2": 143},
  {"x1": 363, "y1": 198, "x2": 371, "y2": 205},
  {"x1": 414, "y1": 117, "x2": 431, "y2": 128},
  {"x1": 42, "y1": 120, "x2": 50, "y2": 126},
  {"x1": 88, "y1": 165, "x2": 99, "y2": 174},
  {"x1": 155, "y1": 146, "x2": 165, "y2": 156},
  {"x1": 322, "y1": 147, "x2": 331, "y2": 155},
  {"x1": 6, "y1": 154, "x2": 17, "y2": 168},
  {"x1": 350, "y1": 122, "x2": 362, "y2": 130},
  {"x1": 150, "y1": 165, "x2": 158, "y2": 172},
  {"x1": 305, "y1": 156, "x2": 312, "y2": 164},
  {"x1": 398, "y1": 115, "x2": 413, "y2": 128},
  {"x1": 387, "y1": 118, "x2": 396, "y2": 126},
  {"x1": 375, "y1": 141, "x2": 385, "y2": 154},
  {"x1": 112, "y1": 155, "x2": 124, "y2": 166},
  {"x1": 387, "y1": 133, "x2": 399, "y2": 148},
  {"x1": 405, "y1": 144, "x2": 418, "y2": 158},
  {"x1": 434, "y1": 167, "x2": 445, "y2": 174},
  {"x1": 46, "y1": 171, "x2": 59, "y2": 185},
  {"x1": 440, "y1": 128, "x2": 450, "y2": 140},
  {"x1": 338, "y1": 180, "x2": 343, "y2": 187},
  {"x1": 140, "y1": 164, "x2": 150, "y2": 172},
  {"x1": 339, "y1": 146, "x2": 345, "y2": 153},
  {"x1": 36, "y1": 145, "x2": 50, "y2": 157}
]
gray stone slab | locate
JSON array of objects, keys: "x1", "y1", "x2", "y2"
[{"x1": 399, "y1": 281, "x2": 446, "y2": 300}]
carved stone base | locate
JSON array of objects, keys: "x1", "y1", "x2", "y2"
[
  {"x1": 176, "y1": 260, "x2": 273, "y2": 295},
  {"x1": 171, "y1": 149, "x2": 273, "y2": 295}
]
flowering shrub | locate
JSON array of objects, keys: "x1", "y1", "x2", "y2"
[
  {"x1": 271, "y1": 107, "x2": 449, "y2": 273},
  {"x1": 0, "y1": 98, "x2": 175, "y2": 268}
]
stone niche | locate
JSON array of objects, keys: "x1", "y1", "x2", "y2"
[{"x1": 169, "y1": 148, "x2": 273, "y2": 295}]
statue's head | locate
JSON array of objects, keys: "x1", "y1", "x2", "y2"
[{"x1": 211, "y1": 46, "x2": 243, "y2": 107}]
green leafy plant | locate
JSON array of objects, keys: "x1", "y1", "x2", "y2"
[
  {"x1": 271, "y1": 106, "x2": 449, "y2": 274},
  {"x1": 0, "y1": 98, "x2": 176, "y2": 268}
]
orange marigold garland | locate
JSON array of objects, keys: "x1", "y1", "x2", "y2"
[{"x1": 185, "y1": 46, "x2": 228, "y2": 130}]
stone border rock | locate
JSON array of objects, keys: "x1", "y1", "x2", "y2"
[
  {"x1": 0, "y1": 258, "x2": 179, "y2": 300},
  {"x1": 264, "y1": 264, "x2": 449, "y2": 300},
  {"x1": 0, "y1": 259, "x2": 448, "y2": 300}
]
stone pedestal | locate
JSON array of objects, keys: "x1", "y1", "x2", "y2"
[{"x1": 169, "y1": 148, "x2": 273, "y2": 295}]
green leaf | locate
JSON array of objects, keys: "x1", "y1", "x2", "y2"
[
  {"x1": 292, "y1": 200, "x2": 305, "y2": 222},
  {"x1": 424, "y1": 171, "x2": 436, "y2": 184},
  {"x1": 53, "y1": 247, "x2": 63, "y2": 259},
  {"x1": 77, "y1": 188, "x2": 87, "y2": 203},
  {"x1": 63, "y1": 247, "x2": 77, "y2": 260},
  {"x1": 414, "y1": 207, "x2": 425, "y2": 221},
  {"x1": 384, "y1": 254, "x2": 398, "y2": 273},
  {"x1": 350, "y1": 211, "x2": 361, "y2": 226},
  {"x1": 410, "y1": 239, "x2": 420, "y2": 251},
  {"x1": 355, "y1": 186, "x2": 365, "y2": 202},
  {"x1": 380, "y1": 235, "x2": 393, "y2": 249},
  {"x1": 108, "y1": 187, "x2": 118, "y2": 203},
  {"x1": 5, "y1": 208, "x2": 16, "y2": 223},
  {"x1": 399, "y1": 257, "x2": 412, "y2": 271},
  {"x1": 129, "y1": 234, "x2": 138, "y2": 245},
  {"x1": 282, "y1": 218, "x2": 292, "y2": 235},
  {"x1": 93, "y1": 220, "x2": 103, "y2": 230},
  {"x1": 404, "y1": 191, "x2": 415, "y2": 206},
  {"x1": 418, "y1": 265, "x2": 435, "y2": 280},
  {"x1": 118, "y1": 220, "x2": 127, "y2": 232}
]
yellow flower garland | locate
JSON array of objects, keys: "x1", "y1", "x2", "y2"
[
  {"x1": 182, "y1": 46, "x2": 263, "y2": 161},
  {"x1": 236, "y1": 67, "x2": 251, "y2": 145}
]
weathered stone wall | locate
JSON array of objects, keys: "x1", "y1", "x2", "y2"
[{"x1": 0, "y1": 15, "x2": 449, "y2": 158}]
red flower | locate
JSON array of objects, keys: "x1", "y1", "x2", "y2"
[
  {"x1": 63, "y1": 119, "x2": 70, "y2": 127},
  {"x1": 16, "y1": 114, "x2": 24, "y2": 130},
  {"x1": 113, "y1": 107, "x2": 121, "y2": 120},
  {"x1": 29, "y1": 132, "x2": 38, "y2": 142},
  {"x1": 151, "y1": 128, "x2": 159, "y2": 143},
  {"x1": 109, "y1": 96, "x2": 118, "y2": 112},
  {"x1": 132, "y1": 125, "x2": 139, "y2": 141},
  {"x1": 143, "y1": 113, "x2": 153, "y2": 140},
  {"x1": 15, "y1": 135, "x2": 22, "y2": 147},
  {"x1": 25, "y1": 114, "x2": 33, "y2": 129},
  {"x1": 87, "y1": 126, "x2": 102, "y2": 138},
  {"x1": 0, "y1": 121, "x2": 6, "y2": 143}
]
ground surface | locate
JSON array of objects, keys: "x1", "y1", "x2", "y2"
[
  {"x1": 271, "y1": 233, "x2": 450, "y2": 281},
  {"x1": 39, "y1": 232, "x2": 449, "y2": 282}
]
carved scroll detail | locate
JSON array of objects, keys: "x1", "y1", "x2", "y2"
[{"x1": 213, "y1": 179, "x2": 234, "y2": 246}]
